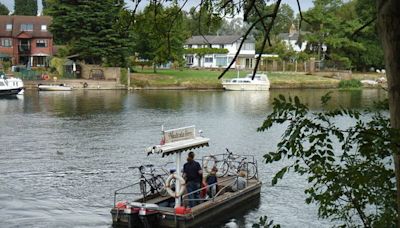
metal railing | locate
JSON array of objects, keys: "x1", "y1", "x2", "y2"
[
  {"x1": 182, "y1": 175, "x2": 246, "y2": 206},
  {"x1": 113, "y1": 182, "x2": 143, "y2": 206}
]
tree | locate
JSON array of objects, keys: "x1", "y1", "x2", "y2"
[
  {"x1": 185, "y1": 4, "x2": 223, "y2": 36},
  {"x1": 46, "y1": 0, "x2": 131, "y2": 67},
  {"x1": 14, "y1": 0, "x2": 37, "y2": 16},
  {"x1": 0, "y1": 3, "x2": 9, "y2": 15},
  {"x1": 133, "y1": 2, "x2": 188, "y2": 72},
  {"x1": 377, "y1": 1, "x2": 400, "y2": 226}
]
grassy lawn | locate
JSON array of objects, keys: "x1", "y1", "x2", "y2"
[{"x1": 130, "y1": 68, "x2": 341, "y2": 89}]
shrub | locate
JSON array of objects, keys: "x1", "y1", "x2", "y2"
[{"x1": 338, "y1": 79, "x2": 362, "y2": 88}]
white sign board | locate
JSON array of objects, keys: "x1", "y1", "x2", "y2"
[{"x1": 163, "y1": 126, "x2": 195, "y2": 143}]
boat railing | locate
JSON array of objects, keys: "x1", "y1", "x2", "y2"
[
  {"x1": 182, "y1": 175, "x2": 241, "y2": 206},
  {"x1": 113, "y1": 181, "x2": 143, "y2": 206}
]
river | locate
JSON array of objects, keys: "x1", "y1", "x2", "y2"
[{"x1": 0, "y1": 88, "x2": 387, "y2": 227}]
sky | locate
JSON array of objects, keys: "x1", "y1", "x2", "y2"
[{"x1": 1, "y1": 0, "x2": 314, "y2": 14}]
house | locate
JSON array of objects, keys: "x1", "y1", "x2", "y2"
[
  {"x1": 184, "y1": 35, "x2": 255, "y2": 69},
  {"x1": 0, "y1": 15, "x2": 53, "y2": 67},
  {"x1": 278, "y1": 24, "x2": 307, "y2": 52}
]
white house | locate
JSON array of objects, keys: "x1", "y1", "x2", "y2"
[
  {"x1": 278, "y1": 24, "x2": 307, "y2": 52},
  {"x1": 184, "y1": 35, "x2": 255, "y2": 69}
]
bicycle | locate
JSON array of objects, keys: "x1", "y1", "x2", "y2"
[
  {"x1": 213, "y1": 148, "x2": 257, "y2": 179},
  {"x1": 129, "y1": 164, "x2": 168, "y2": 198}
]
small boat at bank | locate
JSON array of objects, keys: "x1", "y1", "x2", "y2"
[
  {"x1": 222, "y1": 73, "x2": 270, "y2": 91},
  {"x1": 0, "y1": 75, "x2": 24, "y2": 97},
  {"x1": 38, "y1": 84, "x2": 72, "y2": 91},
  {"x1": 110, "y1": 126, "x2": 261, "y2": 228}
]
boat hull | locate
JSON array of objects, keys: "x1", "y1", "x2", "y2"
[
  {"x1": 222, "y1": 83, "x2": 270, "y2": 91},
  {"x1": 111, "y1": 180, "x2": 262, "y2": 228},
  {"x1": 38, "y1": 85, "x2": 72, "y2": 91},
  {"x1": 0, "y1": 87, "x2": 24, "y2": 96}
]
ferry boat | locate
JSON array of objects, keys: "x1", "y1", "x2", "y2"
[
  {"x1": 222, "y1": 73, "x2": 270, "y2": 91},
  {"x1": 38, "y1": 84, "x2": 72, "y2": 91},
  {"x1": 0, "y1": 75, "x2": 24, "y2": 96},
  {"x1": 110, "y1": 126, "x2": 262, "y2": 228}
]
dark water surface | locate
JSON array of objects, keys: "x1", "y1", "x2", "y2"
[{"x1": 0, "y1": 89, "x2": 386, "y2": 227}]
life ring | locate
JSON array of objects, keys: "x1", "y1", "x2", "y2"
[
  {"x1": 165, "y1": 173, "x2": 186, "y2": 198},
  {"x1": 203, "y1": 155, "x2": 217, "y2": 173},
  {"x1": 42, "y1": 74, "x2": 49, "y2": 80},
  {"x1": 83, "y1": 82, "x2": 88, "y2": 88}
]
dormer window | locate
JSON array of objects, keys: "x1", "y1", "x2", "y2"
[
  {"x1": 20, "y1": 24, "x2": 33, "y2": 31},
  {"x1": 41, "y1": 25, "x2": 47, "y2": 31},
  {"x1": 6, "y1": 24, "x2": 12, "y2": 31}
]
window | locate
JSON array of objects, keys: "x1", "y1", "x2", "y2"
[
  {"x1": 215, "y1": 56, "x2": 227, "y2": 66},
  {"x1": 188, "y1": 44, "x2": 192, "y2": 48},
  {"x1": 242, "y1": 43, "x2": 255, "y2": 50},
  {"x1": 41, "y1": 25, "x2": 47, "y2": 31},
  {"x1": 220, "y1": 44, "x2": 224, "y2": 49},
  {"x1": 205, "y1": 57, "x2": 213, "y2": 63},
  {"x1": 186, "y1": 55, "x2": 194, "y2": 65},
  {"x1": 20, "y1": 24, "x2": 33, "y2": 31},
  {"x1": 36, "y1": 39, "x2": 48, "y2": 48},
  {"x1": 6, "y1": 24, "x2": 12, "y2": 31},
  {"x1": 1, "y1": 38, "x2": 12, "y2": 47}
]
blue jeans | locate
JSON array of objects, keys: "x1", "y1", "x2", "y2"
[{"x1": 186, "y1": 181, "x2": 200, "y2": 208}]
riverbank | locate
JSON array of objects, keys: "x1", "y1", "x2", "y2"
[
  {"x1": 21, "y1": 69, "x2": 385, "y2": 90},
  {"x1": 130, "y1": 69, "x2": 385, "y2": 89}
]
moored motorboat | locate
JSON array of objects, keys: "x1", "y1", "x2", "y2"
[
  {"x1": 110, "y1": 126, "x2": 261, "y2": 228},
  {"x1": 0, "y1": 75, "x2": 24, "y2": 97},
  {"x1": 38, "y1": 83, "x2": 72, "y2": 91},
  {"x1": 222, "y1": 73, "x2": 270, "y2": 91}
]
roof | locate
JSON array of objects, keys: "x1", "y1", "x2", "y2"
[
  {"x1": 146, "y1": 137, "x2": 209, "y2": 157},
  {"x1": 186, "y1": 35, "x2": 254, "y2": 45},
  {"x1": 145, "y1": 126, "x2": 209, "y2": 157},
  {"x1": 0, "y1": 16, "x2": 52, "y2": 38}
]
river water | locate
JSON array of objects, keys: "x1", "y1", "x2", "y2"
[{"x1": 0, "y1": 89, "x2": 387, "y2": 228}]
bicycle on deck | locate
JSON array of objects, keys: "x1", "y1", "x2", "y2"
[
  {"x1": 129, "y1": 164, "x2": 168, "y2": 198},
  {"x1": 204, "y1": 148, "x2": 257, "y2": 179}
]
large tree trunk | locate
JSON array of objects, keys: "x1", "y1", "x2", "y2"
[{"x1": 377, "y1": 0, "x2": 400, "y2": 225}]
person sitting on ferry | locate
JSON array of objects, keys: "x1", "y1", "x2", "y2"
[
  {"x1": 231, "y1": 171, "x2": 247, "y2": 192},
  {"x1": 206, "y1": 166, "x2": 218, "y2": 198},
  {"x1": 183, "y1": 151, "x2": 203, "y2": 208}
]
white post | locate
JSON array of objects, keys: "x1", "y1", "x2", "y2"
[{"x1": 175, "y1": 152, "x2": 182, "y2": 208}]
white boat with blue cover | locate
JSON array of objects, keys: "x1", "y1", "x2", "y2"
[{"x1": 222, "y1": 73, "x2": 270, "y2": 91}]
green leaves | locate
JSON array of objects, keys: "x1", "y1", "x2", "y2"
[{"x1": 261, "y1": 93, "x2": 396, "y2": 227}]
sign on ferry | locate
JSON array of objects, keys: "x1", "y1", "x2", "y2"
[{"x1": 163, "y1": 126, "x2": 195, "y2": 143}]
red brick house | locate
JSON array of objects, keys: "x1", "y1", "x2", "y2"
[{"x1": 0, "y1": 16, "x2": 53, "y2": 67}]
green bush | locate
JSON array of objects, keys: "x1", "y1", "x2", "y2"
[
  {"x1": 338, "y1": 79, "x2": 362, "y2": 88},
  {"x1": 120, "y1": 68, "x2": 128, "y2": 85}
]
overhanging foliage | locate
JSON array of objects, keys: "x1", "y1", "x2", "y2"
[{"x1": 258, "y1": 93, "x2": 398, "y2": 227}]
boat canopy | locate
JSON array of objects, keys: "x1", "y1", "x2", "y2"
[{"x1": 145, "y1": 126, "x2": 209, "y2": 157}]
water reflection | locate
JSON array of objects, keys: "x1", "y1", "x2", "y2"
[{"x1": 18, "y1": 90, "x2": 127, "y2": 117}]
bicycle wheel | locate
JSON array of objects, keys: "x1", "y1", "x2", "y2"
[
  {"x1": 243, "y1": 162, "x2": 257, "y2": 179},
  {"x1": 216, "y1": 161, "x2": 229, "y2": 177},
  {"x1": 154, "y1": 175, "x2": 168, "y2": 197},
  {"x1": 140, "y1": 179, "x2": 147, "y2": 197},
  {"x1": 202, "y1": 155, "x2": 217, "y2": 173}
]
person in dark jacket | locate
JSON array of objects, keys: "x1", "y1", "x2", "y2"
[
  {"x1": 206, "y1": 166, "x2": 218, "y2": 198},
  {"x1": 183, "y1": 151, "x2": 203, "y2": 207}
]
